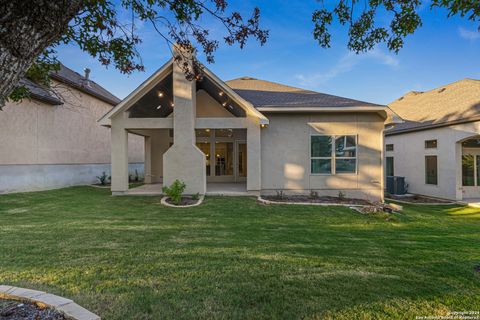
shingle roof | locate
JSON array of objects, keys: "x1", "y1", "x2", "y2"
[
  {"x1": 51, "y1": 64, "x2": 121, "y2": 105},
  {"x1": 20, "y1": 78, "x2": 63, "y2": 105},
  {"x1": 19, "y1": 64, "x2": 120, "y2": 106},
  {"x1": 226, "y1": 77, "x2": 384, "y2": 109},
  {"x1": 387, "y1": 78, "x2": 480, "y2": 135}
]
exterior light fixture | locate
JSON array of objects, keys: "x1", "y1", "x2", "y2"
[
  {"x1": 205, "y1": 128, "x2": 210, "y2": 132},
  {"x1": 219, "y1": 91, "x2": 224, "y2": 96},
  {"x1": 170, "y1": 102, "x2": 174, "y2": 107},
  {"x1": 156, "y1": 105, "x2": 162, "y2": 110},
  {"x1": 228, "y1": 105, "x2": 233, "y2": 110},
  {"x1": 260, "y1": 124, "x2": 268, "y2": 128},
  {"x1": 222, "y1": 101, "x2": 227, "y2": 107},
  {"x1": 158, "y1": 91, "x2": 164, "y2": 98}
]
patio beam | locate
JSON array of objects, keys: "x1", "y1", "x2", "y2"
[
  {"x1": 120, "y1": 118, "x2": 174, "y2": 129},
  {"x1": 195, "y1": 117, "x2": 249, "y2": 129}
]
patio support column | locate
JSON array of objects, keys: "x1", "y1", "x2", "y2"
[
  {"x1": 111, "y1": 117, "x2": 129, "y2": 194},
  {"x1": 144, "y1": 136, "x2": 152, "y2": 184},
  {"x1": 455, "y1": 141, "x2": 463, "y2": 200},
  {"x1": 163, "y1": 45, "x2": 206, "y2": 194},
  {"x1": 247, "y1": 118, "x2": 261, "y2": 192}
]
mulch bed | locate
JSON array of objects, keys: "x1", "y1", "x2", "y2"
[
  {"x1": 165, "y1": 197, "x2": 199, "y2": 206},
  {"x1": 262, "y1": 195, "x2": 371, "y2": 206},
  {"x1": 386, "y1": 194, "x2": 453, "y2": 204},
  {"x1": 0, "y1": 299, "x2": 66, "y2": 320}
]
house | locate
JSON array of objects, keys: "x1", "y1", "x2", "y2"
[
  {"x1": 100, "y1": 49, "x2": 388, "y2": 200},
  {"x1": 385, "y1": 78, "x2": 480, "y2": 201},
  {"x1": 100, "y1": 48, "x2": 388, "y2": 201},
  {"x1": 0, "y1": 64, "x2": 144, "y2": 193}
]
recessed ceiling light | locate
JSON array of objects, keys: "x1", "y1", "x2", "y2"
[
  {"x1": 219, "y1": 92, "x2": 224, "y2": 96},
  {"x1": 170, "y1": 102, "x2": 174, "y2": 107},
  {"x1": 158, "y1": 91, "x2": 164, "y2": 98},
  {"x1": 156, "y1": 105, "x2": 162, "y2": 110},
  {"x1": 222, "y1": 102, "x2": 227, "y2": 107}
]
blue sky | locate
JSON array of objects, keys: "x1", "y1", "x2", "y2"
[{"x1": 56, "y1": 0, "x2": 480, "y2": 105}]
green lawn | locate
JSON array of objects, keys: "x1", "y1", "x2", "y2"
[{"x1": 0, "y1": 187, "x2": 479, "y2": 319}]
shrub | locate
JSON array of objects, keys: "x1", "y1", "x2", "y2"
[
  {"x1": 162, "y1": 179, "x2": 186, "y2": 205},
  {"x1": 309, "y1": 190, "x2": 318, "y2": 199},
  {"x1": 96, "y1": 172, "x2": 110, "y2": 185},
  {"x1": 338, "y1": 191, "x2": 346, "y2": 201},
  {"x1": 192, "y1": 192, "x2": 200, "y2": 201},
  {"x1": 275, "y1": 190, "x2": 284, "y2": 200}
]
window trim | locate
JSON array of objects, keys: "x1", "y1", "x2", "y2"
[
  {"x1": 425, "y1": 155, "x2": 438, "y2": 185},
  {"x1": 310, "y1": 134, "x2": 358, "y2": 175}
]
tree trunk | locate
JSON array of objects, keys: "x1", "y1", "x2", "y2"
[{"x1": 0, "y1": 0, "x2": 84, "y2": 108}]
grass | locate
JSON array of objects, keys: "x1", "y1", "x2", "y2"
[{"x1": 0, "y1": 186, "x2": 479, "y2": 319}]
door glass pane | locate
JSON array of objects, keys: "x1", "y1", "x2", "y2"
[
  {"x1": 196, "y1": 129, "x2": 211, "y2": 137},
  {"x1": 215, "y1": 129, "x2": 234, "y2": 138},
  {"x1": 311, "y1": 136, "x2": 332, "y2": 157},
  {"x1": 477, "y1": 156, "x2": 480, "y2": 187},
  {"x1": 335, "y1": 135, "x2": 356, "y2": 157},
  {"x1": 215, "y1": 142, "x2": 234, "y2": 176},
  {"x1": 311, "y1": 159, "x2": 332, "y2": 174},
  {"x1": 386, "y1": 157, "x2": 394, "y2": 177},
  {"x1": 238, "y1": 143, "x2": 247, "y2": 177},
  {"x1": 462, "y1": 155, "x2": 474, "y2": 186},
  {"x1": 425, "y1": 156, "x2": 438, "y2": 185},
  {"x1": 196, "y1": 142, "x2": 211, "y2": 176}
]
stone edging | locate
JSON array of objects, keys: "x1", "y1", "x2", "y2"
[
  {"x1": 386, "y1": 198, "x2": 457, "y2": 206},
  {"x1": 0, "y1": 285, "x2": 100, "y2": 320},
  {"x1": 161, "y1": 195, "x2": 204, "y2": 208},
  {"x1": 257, "y1": 196, "x2": 367, "y2": 207}
]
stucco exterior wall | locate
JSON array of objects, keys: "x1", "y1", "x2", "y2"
[
  {"x1": 0, "y1": 80, "x2": 144, "y2": 193},
  {"x1": 261, "y1": 112, "x2": 384, "y2": 201},
  {"x1": 385, "y1": 121, "x2": 480, "y2": 200}
]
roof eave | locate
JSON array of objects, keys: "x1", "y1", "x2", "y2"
[{"x1": 256, "y1": 105, "x2": 388, "y2": 118}]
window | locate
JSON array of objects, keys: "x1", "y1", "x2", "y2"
[
  {"x1": 311, "y1": 135, "x2": 357, "y2": 174},
  {"x1": 425, "y1": 156, "x2": 438, "y2": 185},
  {"x1": 386, "y1": 157, "x2": 394, "y2": 177},
  {"x1": 425, "y1": 139, "x2": 437, "y2": 149},
  {"x1": 462, "y1": 154, "x2": 475, "y2": 186},
  {"x1": 386, "y1": 144, "x2": 394, "y2": 151},
  {"x1": 311, "y1": 136, "x2": 332, "y2": 174}
]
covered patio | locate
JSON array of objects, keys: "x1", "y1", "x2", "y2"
[{"x1": 99, "y1": 47, "x2": 268, "y2": 196}]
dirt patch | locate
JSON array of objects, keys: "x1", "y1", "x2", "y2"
[
  {"x1": 386, "y1": 194, "x2": 453, "y2": 204},
  {"x1": 165, "y1": 197, "x2": 199, "y2": 206},
  {"x1": 0, "y1": 298, "x2": 66, "y2": 320},
  {"x1": 261, "y1": 195, "x2": 371, "y2": 206}
]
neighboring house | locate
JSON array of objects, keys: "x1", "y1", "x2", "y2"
[
  {"x1": 385, "y1": 78, "x2": 480, "y2": 201},
  {"x1": 0, "y1": 64, "x2": 144, "y2": 193},
  {"x1": 100, "y1": 49, "x2": 388, "y2": 201}
]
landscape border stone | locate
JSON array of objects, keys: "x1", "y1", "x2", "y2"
[{"x1": 0, "y1": 285, "x2": 100, "y2": 320}]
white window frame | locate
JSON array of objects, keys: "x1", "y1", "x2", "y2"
[{"x1": 310, "y1": 134, "x2": 358, "y2": 175}]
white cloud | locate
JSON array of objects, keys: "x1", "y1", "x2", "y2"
[
  {"x1": 295, "y1": 48, "x2": 399, "y2": 87},
  {"x1": 459, "y1": 27, "x2": 480, "y2": 40}
]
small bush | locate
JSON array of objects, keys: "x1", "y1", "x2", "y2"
[
  {"x1": 338, "y1": 191, "x2": 346, "y2": 201},
  {"x1": 309, "y1": 190, "x2": 318, "y2": 199},
  {"x1": 192, "y1": 192, "x2": 200, "y2": 201},
  {"x1": 162, "y1": 179, "x2": 186, "y2": 205},
  {"x1": 96, "y1": 172, "x2": 110, "y2": 185},
  {"x1": 275, "y1": 190, "x2": 284, "y2": 200}
]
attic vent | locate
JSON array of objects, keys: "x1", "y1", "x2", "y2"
[{"x1": 438, "y1": 87, "x2": 446, "y2": 93}]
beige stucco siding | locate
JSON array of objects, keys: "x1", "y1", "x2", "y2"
[
  {"x1": 385, "y1": 121, "x2": 480, "y2": 200},
  {"x1": 0, "y1": 81, "x2": 144, "y2": 165},
  {"x1": 261, "y1": 112, "x2": 384, "y2": 201}
]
